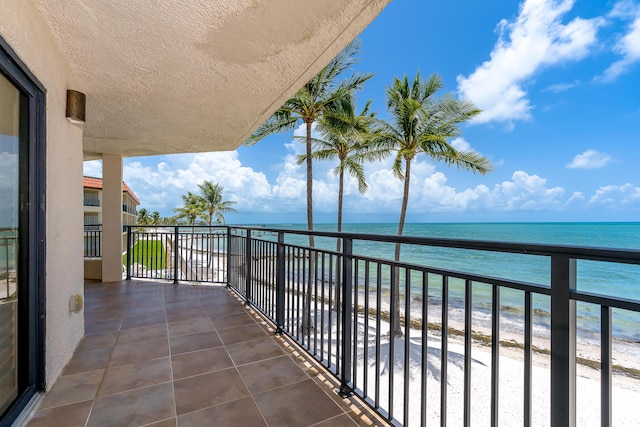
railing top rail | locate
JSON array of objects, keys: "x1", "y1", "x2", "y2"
[{"x1": 229, "y1": 225, "x2": 640, "y2": 265}]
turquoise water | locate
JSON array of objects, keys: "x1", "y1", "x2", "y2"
[{"x1": 255, "y1": 222, "x2": 640, "y2": 340}]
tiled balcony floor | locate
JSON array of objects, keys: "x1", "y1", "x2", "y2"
[{"x1": 26, "y1": 280, "x2": 387, "y2": 427}]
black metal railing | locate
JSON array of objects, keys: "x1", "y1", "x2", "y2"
[
  {"x1": 83, "y1": 198, "x2": 100, "y2": 207},
  {"x1": 83, "y1": 224, "x2": 102, "y2": 257},
  {"x1": 124, "y1": 225, "x2": 228, "y2": 283},
  {"x1": 124, "y1": 225, "x2": 640, "y2": 427}
]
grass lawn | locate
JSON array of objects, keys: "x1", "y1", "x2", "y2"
[{"x1": 124, "y1": 239, "x2": 167, "y2": 270}]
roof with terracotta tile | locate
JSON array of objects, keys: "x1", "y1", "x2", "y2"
[{"x1": 83, "y1": 176, "x2": 140, "y2": 205}]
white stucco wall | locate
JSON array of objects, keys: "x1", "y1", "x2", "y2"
[{"x1": 1, "y1": 1, "x2": 85, "y2": 387}]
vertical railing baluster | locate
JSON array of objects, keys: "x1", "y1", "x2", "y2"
[
  {"x1": 441, "y1": 275, "x2": 449, "y2": 427},
  {"x1": 524, "y1": 291, "x2": 532, "y2": 427},
  {"x1": 173, "y1": 226, "x2": 179, "y2": 284},
  {"x1": 421, "y1": 272, "x2": 428, "y2": 427},
  {"x1": 339, "y1": 237, "x2": 354, "y2": 397},
  {"x1": 550, "y1": 255, "x2": 577, "y2": 427},
  {"x1": 375, "y1": 263, "x2": 382, "y2": 408},
  {"x1": 404, "y1": 268, "x2": 411, "y2": 426},
  {"x1": 464, "y1": 279, "x2": 472, "y2": 427},
  {"x1": 601, "y1": 305, "x2": 612, "y2": 427},
  {"x1": 126, "y1": 226, "x2": 132, "y2": 280},
  {"x1": 389, "y1": 266, "x2": 396, "y2": 420},
  {"x1": 364, "y1": 260, "x2": 370, "y2": 400},
  {"x1": 275, "y1": 232, "x2": 285, "y2": 334},
  {"x1": 353, "y1": 259, "x2": 359, "y2": 388},
  {"x1": 491, "y1": 285, "x2": 500, "y2": 427},
  {"x1": 245, "y1": 230, "x2": 251, "y2": 303},
  {"x1": 226, "y1": 227, "x2": 232, "y2": 286}
]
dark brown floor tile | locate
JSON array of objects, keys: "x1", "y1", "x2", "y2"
[
  {"x1": 165, "y1": 300, "x2": 201, "y2": 311},
  {"x1": 85, "y1": 318, "x2": 121, "y2": 335},
  {"x1": 125, "y1": 304, "x2": 166, "y2": 318},
  {"x1": 84, "y1": 307, "x2": 127, "y2": 322},
  {"x1": 217, "y1": 323, "x2": 269, "y2": 345},
  {"x1": 27, "y1": 400, "x2": 93, "y2": 427},
  {"x1": 117, "y1": 323, "x2": 168, "y2": 345},
  {"x1": 174, "y1": 369, "x2": 249, "y2": 415},
  {"x1": 312, "y1": 414, "x2": 359, "y2": 426},
  {"x1": 121, "y1": 311, "x2": 167, "y2": 330},
  {"x1": 204, "y1": 303, "x2": 247, "y2": 319},
  {"x1": 238, "y1": 355, "x2": 308, "y2": 394},
  {"x1": 39, "y1": 369, "x2": 104, "y2": 409},
  {"x1": 171, "y1": 347, "x2": 233, "y2": 379},
  {"x1": 143, "y1": 418, "x2": 177, "y2": 427},
  {"x1": 63, "y1": 347, "x2": 111, "y2": 375},
  {"x1": 98, "y1": 357, "x2": 172, "y2": 396},
  {"x1": 87, "y1": 382, "x2": 175, "y2": 427},
  {"x1": 226, "y1": 336, "x2": 285, "y2": 366},
  {"x1": 177, "y1": 397, "x2": 266, "y2": 427},
  {"x1": 110, "y1": 337, "x2": 169, "y2": 367},
  {"x1": 166, "y1": 307, "x2": 207, "y2": 323},
  {"x1": 254, "y1": 379, "x2": 342, "y2": 427},
  {"x1": 169, "y1": 331, "x2": 222, "y2": 355},
  {"x1": 200, "y1": 294, "x2": 239, "y2": 309},
  {"x1": 75, "y1": 332, "x2": 117, "y2": 352},
  {"x1": 211, "y1": 311, "x2": 255, "y2": 330},
  {"x1": 168, "y1": 317, "x2": 215, "y2": 337}
]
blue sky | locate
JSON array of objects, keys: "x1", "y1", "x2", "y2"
[{"x1": 84, "y1": 0, "x2": 640, "y2": 224}]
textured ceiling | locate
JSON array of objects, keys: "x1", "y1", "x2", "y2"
[{"x1": 33, "y1": 0, "x2": 389, "y2": 159}]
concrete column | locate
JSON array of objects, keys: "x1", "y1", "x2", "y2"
[{"x1": 101, "y1": 153, "x2": 123, "y2": 282}]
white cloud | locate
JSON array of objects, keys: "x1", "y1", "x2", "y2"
[
  {"x1": 121, "y1": 151, "x2": 272, "y2": 214},
  {"x1": 85, "y1": 137, "x2": 638, "y2": 221},
  {"x1": 589, "y1": 183, "x2": 640, "y2": 206},
  {"x1": 567, "y1": 149, "x2": 612, "y2": 169},
  {"x1": 457, "y1": 0, "x2": 604, "y2": 125},
  {"x1": 601, "y1": 2, "x2": 640, "y2": 81},
  {"x1": 450, "y1": 137, "x2": 473, "y2": 152},
  {"x1": 543, "y1": 80, "x2": 580, "y2": 93},
  {"x1": 83, "y1": 160, "x2": 102, "y2": 177}
]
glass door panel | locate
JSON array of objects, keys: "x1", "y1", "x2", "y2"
[{"x1": 0, "y1": 71, "x2": 20, "y2": 414}]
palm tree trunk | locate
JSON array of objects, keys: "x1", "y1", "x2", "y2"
[
  {"x1": 333, "y1": 166, "x2": 345, "y2": 312},
  {"x1": 305, "y1": 120, "x2": 315, "y2": 248},
  {"x1": 393, "y1": 158, "x2": 411, "y2": 337},
  {"x1": 302, "y1": 120, "x2": 315, "y2": 332}
]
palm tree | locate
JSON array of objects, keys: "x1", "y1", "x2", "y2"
[
  {"x1": 173, "y1": 192, "x2": 203, "y2": 229},
  {"x1": 196, "y1": 181, "x2": 237, "y2": 226},
  {"x1": 299, "y1": 99, "x2": 384, "y2": 244},
  {"x1": 245, "y1": 40, "x2": 371, "y2": 248},
  {"x1": 136, "y1": 208, "x2": 151, "y2": 225},
  {"x1": 376, "y1": 72, "x2": 493, "y2": 336},
  {"x1": 150, "y1": 211, "x2": 161, "y2": 225}
]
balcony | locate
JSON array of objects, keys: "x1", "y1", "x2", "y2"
[
  {"x1": 44, "y1": 225, "x2": 640, "y2": 426},
  {"x1": 27, "y1": 280, "x2": 382, "y2": 426}
]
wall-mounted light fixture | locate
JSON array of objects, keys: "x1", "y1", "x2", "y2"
[{"x1": 66, "y1": 89, "x2": 86, "y2": 124}]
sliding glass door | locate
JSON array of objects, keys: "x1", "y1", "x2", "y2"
[
  {"x1": 0, "y1": 64, "x2": 20, "y2": 417},
  {"x1": 0, "y1": 38, "x2": 45, "y2": 425}
]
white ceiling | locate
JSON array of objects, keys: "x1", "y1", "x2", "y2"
[{"x1": 33, "y1": 0, "x2": 389, "y2": 159}]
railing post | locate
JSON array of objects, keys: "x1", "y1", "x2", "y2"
[
  {"x1": 339, "y1": 237, "x2": 354, "y2": 397},
  {"x1": 125, "y1": 226, "x2": 132, "y2": 280},
  {"x1": 550, "y1": 255, "x2": 576, "y2": 427},
  {"x1": 226, "y1": 227, "x2": 232, "y2": 287},
  {"x1": 245, "y1": 229, "x2": 252, "y2": 304},
  {"x1": 275, "y1": 232, "x2": 285, "y2": 334},
  {"x1": 173, "y1": 226, "x2": 179, "y2": 284}
]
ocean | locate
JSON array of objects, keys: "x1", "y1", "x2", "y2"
[{"x1": 256, "y1": 222, "x2": 640, "y2": 341}]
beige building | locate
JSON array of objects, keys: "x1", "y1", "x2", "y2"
[
  {"x1": 0, "y1": 0, "x2": 388, "y2": 423},
  {"x1": 83, "y1": 176, "x2": 140, "y2": 230},
  {"x1": 83, "y1": 177, "x2": 139, "y2": 281}
]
